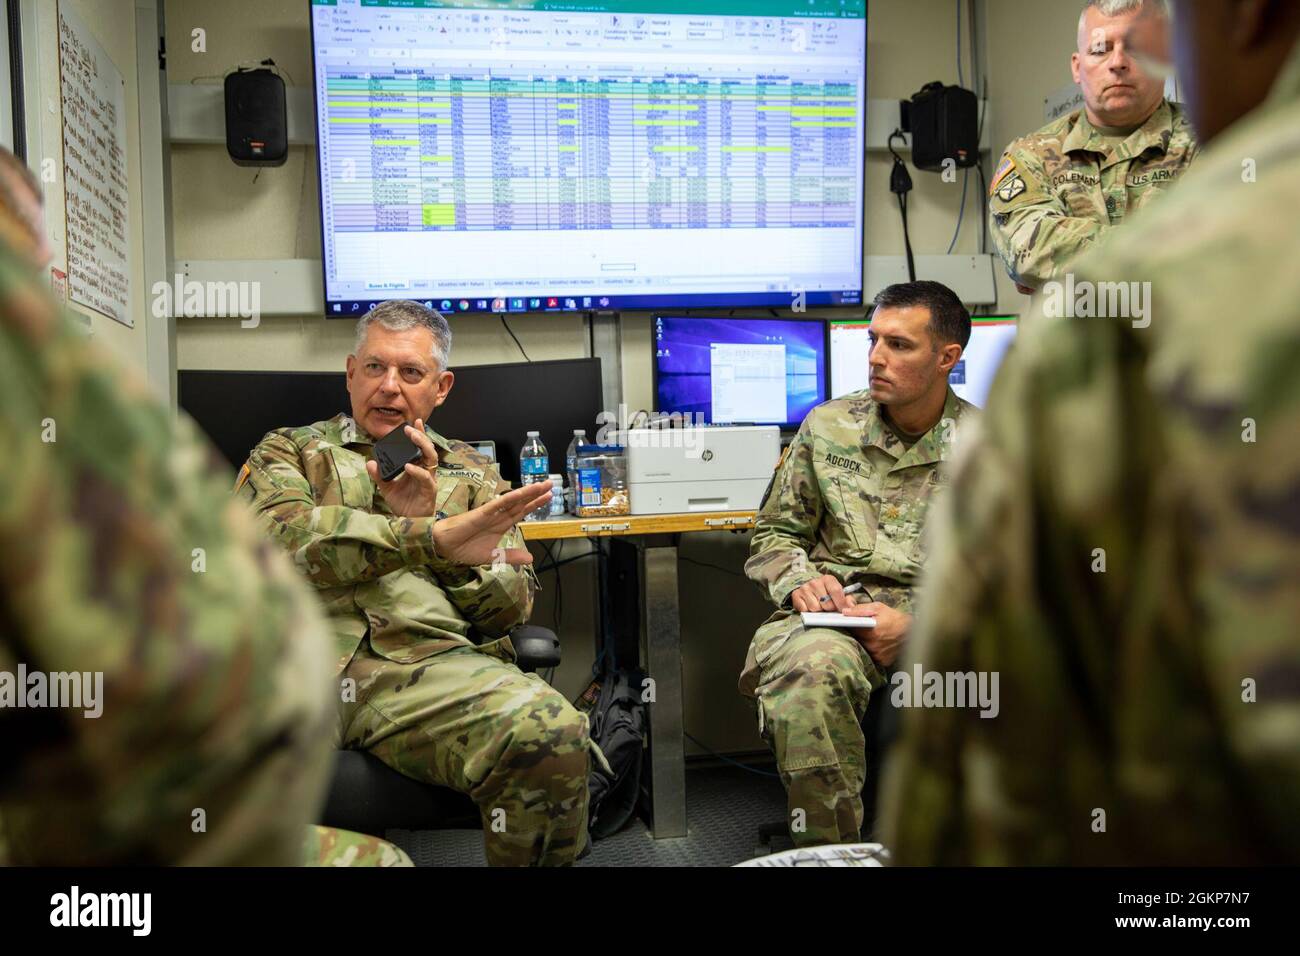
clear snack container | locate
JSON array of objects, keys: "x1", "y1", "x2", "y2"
[{"x1": 574, "y1": 444, "x2": 631, "y2": 518}]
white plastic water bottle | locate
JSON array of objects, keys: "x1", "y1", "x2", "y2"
[
  {"x1": 548, "y1": 474, "x2": 565, "y2": 518},
  {"x1": 565, "y1": 428, "x2": 587, "y2": 515},
  {"x1": 519, "y1": 431, "x2": 550, "y2": 522}
]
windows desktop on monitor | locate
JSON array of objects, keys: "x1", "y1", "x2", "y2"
[
  {"x1": 829, "y1": 316, "x2": 1019, "y2": 408},
  {"x1": 654, "y1": 315, "x2": 826, "y2": 430}
]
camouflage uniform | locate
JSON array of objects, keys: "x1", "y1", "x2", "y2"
[
  {"x1": 882, "y1": 42, "x2": 1300, "y2": 864},
  {"x1": 740, "y1": 388, "x2": 975, "y2": 846},
  {"x1": 239, "y1": 414, "x2": 595, "y2": 866},
  {"x1": 305, "y1": 825, "x2": 411, "y2": 867},
  {"x1": 990, "y1": 99, "x2": 1198, "y2": 290},
  {"x1": 0, "y1": 243, "x2": 406, "y2": 866}
]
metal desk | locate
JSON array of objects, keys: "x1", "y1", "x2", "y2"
[{"x1": 522, "y1": 511, "x2": 756, "y2": 838}]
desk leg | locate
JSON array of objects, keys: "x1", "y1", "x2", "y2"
[{"x1": 643, "y1": 542, "x2": 687, "y2": 839}]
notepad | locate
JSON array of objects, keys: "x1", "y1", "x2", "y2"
[{"x1": 800, "y1": 612, "x2": 876, "y2": 629}]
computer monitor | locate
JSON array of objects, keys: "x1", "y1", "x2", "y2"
[
  {"x1": 829, "y1": 316, "x2": 1019, "y2": 408},
  {"x1": 179, "y1": 357, "x2": 603, "y2": 485},
  {"x1": 653, "y1": 315, "x2": 827, "y2": 430},
  {"x1": 309, "y1": 0, "x2": 867, "y2": 317}
]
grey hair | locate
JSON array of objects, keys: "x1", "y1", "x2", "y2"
[
  {"x1": 1078, "y1": 0, "x2": 1169, "y2": 47},
  {"x1": 353, "y1": 300, "x2": 452, "y2": 371}
]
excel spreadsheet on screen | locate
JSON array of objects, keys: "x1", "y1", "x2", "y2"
[{"x1": 310, "y1": 0, "x2": 867, "y2": 316}]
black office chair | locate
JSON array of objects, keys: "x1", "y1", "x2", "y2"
[{"x1": 319, "y1": 625, "x2": 562, "y2": 838}]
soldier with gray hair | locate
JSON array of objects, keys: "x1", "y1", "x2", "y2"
[
  {"x1": 989, "y1": 0, "x2": 1197, "y2": 293},
  {"x1": 238, "y1": 299, "x2": 602, "y2": 866},
  {"x1": 354, "y1": 299, "x2": 453, "y2": 372}
]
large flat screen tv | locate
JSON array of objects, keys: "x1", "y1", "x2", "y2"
[{"x1": 309, "y1": 0, "x2": 867, "y2": 317}]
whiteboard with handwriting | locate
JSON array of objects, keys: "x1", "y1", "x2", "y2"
[{"x1": 58, "y1": 2, "x2": 130, "y2": 327}]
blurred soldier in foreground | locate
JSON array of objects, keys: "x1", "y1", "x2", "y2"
[
  {"x1": 884, "y1": 0, "x2": 1300, "y2": 864},
  {"x1": 239, "y1": 300, "x2": 598, "y2": 866},
  {"x1": 0, "y1": 147, "x2": 495, "y2": 866},
  {"x1": 740, "y1": 281, "x2": 976, "y2": 847},
  {"x1": 0, "y1": 147, "x2": 352, "y2": 864},
  {"x1": 990, "y1": 0, "x2": 1197, "y2": 293}
]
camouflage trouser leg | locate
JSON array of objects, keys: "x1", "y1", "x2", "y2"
[
  {"x1": 304, "y1": 825, "x2": 413, "y2": 866},
  {"x1": 340, "y1": 640, "x2": 592, "y2": 866},
  {"x1": 746, "y1": 626, "x2": 883, "y2": 847}
]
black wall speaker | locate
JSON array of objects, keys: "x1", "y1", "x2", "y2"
[
  {"x1": 224, "y1": 68, "x2": 288, "y2": 167},
  {"x1": 903, "y1": 82, "x2": 980, "y2": 174}
]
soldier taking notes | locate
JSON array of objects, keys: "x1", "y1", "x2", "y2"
[{"x1": 739, "y1": 281, "x2": 976, "y2": 847}]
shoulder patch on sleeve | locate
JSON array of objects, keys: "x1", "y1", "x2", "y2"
[
  {"x1": 234, "y1": 463, "x2": 251, "y2": 493},
  {"x1": 994, "y1": 172, "x2": 1027, "y2": 203},
  {"x1": 989, "y1": 155, "x2": 1016, "y2": 197}
]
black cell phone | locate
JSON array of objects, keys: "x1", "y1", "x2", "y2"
[{"x1": 373, "y1": 423, "x2": 423, "y2": 482}]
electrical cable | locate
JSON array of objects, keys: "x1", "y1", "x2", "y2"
[
  {"x1": 678, "y1": 554, "x2": 747, "y2": 579},
  {"x1": 501, "y1": 315, "x2": 531, "y2": 361},
  {"x1": 538, "y1": 540, "x2": 560, "y2": 636},
  {"x1": 956, "y1": 0, "x2": 964, "y2": 89},
  {"x1": 974, "y1": 77, "x2": 989, "y2": 256},
  {"x1": 945, "y1": 167, "x2": 970, "y2": 255},
  {"x1": 534, "y1": 551, "x2": 596, "y2": 574},
  {"x1": 969, "y1": 0, "x2": 990, "y2": 259},
  {"x1": 888, "y1": 130, "x2": 917, "y2": 282},
  {"x1": 551, "y1": 539, "x2": 563, "y2": 638},
  {"x1": 684, "y1": 732, "x2": 781, "y2": 778},
  {"x1": 947, "y1": 0, "x2": 984, "y2": 257}
]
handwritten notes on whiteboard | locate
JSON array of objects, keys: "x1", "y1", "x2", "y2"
[{"x1": 58, "y1": 2, "x2": 130, "y2": 326}]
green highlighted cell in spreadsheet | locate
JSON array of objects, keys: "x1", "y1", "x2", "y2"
[
  {"x1": 422, "y1": 204, "x2": 456, "y2": 227},
  {"x1": 420, "y1": 155, "x2": 452, "y2": 162},
  {"x1": 558, "y1": 146, "x2": 580, "y2": 152},
  {"x1": 791, "y1": 107, "x2": 858, "y2": 117},
  {"x1": 328, "y1": 101, "x2": 451, "y2": 108},
  {"x1": 325, "y1": 84, "x2": 862, "y2": 103},
  {"x1": 329, "y1": 117, "x2": 450, "y2": 124},
  {"x1": 558, "y1": 119, "x2": 578, "y2": 126}
]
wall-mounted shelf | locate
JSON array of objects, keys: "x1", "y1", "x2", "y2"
[
  {"x1": 175, "y1": 258, "x2": 322, "y2": 316},
  {"x1": 866, "y1": 254, "x2": 997, "y2": 304},
  {"x1": 169, "y1": 83, "x2": 316, "y2": 145}
]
